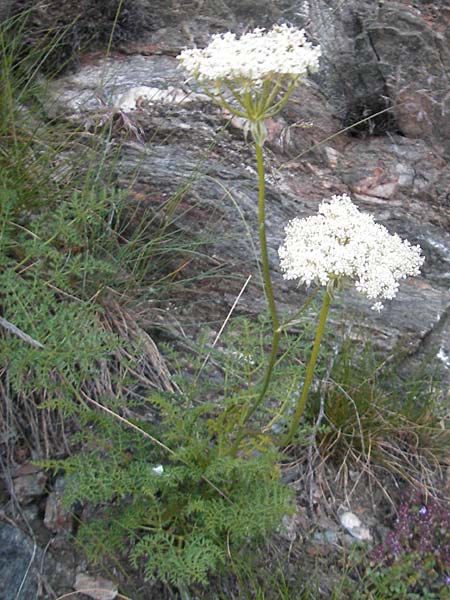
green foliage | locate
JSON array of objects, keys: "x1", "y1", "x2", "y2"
[
  {"x1": 0, "y1": 15, "x2": 63, "y2": 215},
  {"x1": 217, "y1": 560, "x2": 297, "y2": 600},
  {"x1": 355, "y1": 557, "x2": 442, "y2": 600},
  {"x1": 47, "y1": 395, "x2": 293, "y2": 587},
  {"x1": 0, "y1": 16, "x2": 126, "y2": 456},
  {"x1": 0, "y1": 180, "x2": 124, "y2": 397},
  {"x1": 217, "y1": 545, "x2": 448, "y2": 600},
  {"x1": 0, "y1": 11, "x2": 212, "y2": 468}
]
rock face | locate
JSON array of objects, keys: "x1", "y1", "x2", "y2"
[
  {"x1": 304, "y1": 1, "x2": 450, "y2": 151},
  {"x1": 44, "y1": 0, "x2": 450, "y2": 382},
  {"x1": 0, "y1": 523, "x2": 40, "y2": 600},
  {"x1": 2, "y1": 2, "x2": 449, "y2": 598},
  {"x1": 0, "y1": 523, "x2": 74, "y2": 600}
]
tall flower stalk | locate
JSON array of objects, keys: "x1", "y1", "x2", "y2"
[
  {"x1": 178, "y1": 26, "x2": 321, "y2": 442},
  {"x1": 285, "y1": 288, "x2": 331, "y2": 444}
]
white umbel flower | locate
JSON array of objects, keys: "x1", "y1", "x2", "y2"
[
  {"x1": 278, "y1": 194, "x2": 424, "y2": 311},
  {"x1": 177, "y1": 24, "x2": 321, "y2": 88}
]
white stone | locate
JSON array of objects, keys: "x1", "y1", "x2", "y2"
[
  {"x1": 339, "y1": 511, "x2": 373, "y2": 542},
  {"x1": 339, "y1": 511, "x2": 361, "y2": 530},
  {"x1": 437, "y1": 347, "x2": 450, "y2": 368}
]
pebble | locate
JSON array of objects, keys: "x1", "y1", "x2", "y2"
[
  {"x1": 75, "y1": 573, "x2": 118, "y2": 600},
  {"x1": 339, "y1": 511, "x2": 373, "y2": 542}
]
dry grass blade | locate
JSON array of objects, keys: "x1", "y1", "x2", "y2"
[
  {"x1": 0, "y1": 316, "x2": 44, "y2": 348},
  {"x1": 195, "y1": 273, "x2": 252, "y2": 382},
  {"x1": 316, "y1": 399, "x2": 447, "y2": 503},
  {"x1": 99, "y1": 298, "x2": 179, "y2": 395}
]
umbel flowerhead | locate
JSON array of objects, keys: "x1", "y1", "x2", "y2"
[
  {"x1": 278, "y1": 194, "x2": 424, "y2": 311},
  {"x1": 177, "y1": 25, "x2": 321, "y2": 144}
]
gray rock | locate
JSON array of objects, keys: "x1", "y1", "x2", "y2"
[
  {"x1": 313, "y1": 530, "x2": 339, "y2": 544},
  {"x1": 0, "y1": 522, "x2": 74, "y2": 600},
  {"x1": 0, "y1": 523, "x2": 40, "y2": 600},
  {"x1": 44, "y1": 478, "x2": 72, "y2": 534},
  {"x1": 12, "y1": 464, "x2": 47, "y2": 505},
  {"x1": 43, "y1": 1, "x2": 450, "y2": 385},
  {"x1": 46, "y1": 54, "x2": 184, "y2": 116},
  {"x1": 304, "y1": 0, "x2": 450, "y2": 153}
]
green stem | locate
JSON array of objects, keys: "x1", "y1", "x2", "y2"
[
  {"x1": 230, "y1": 328, "x2": 281, "y2": 454},
  {"x1": 265, "y1": 79, "x2": 298, "y2": 117},
  {"x1": 229, "y1": 141, "x2": 281, "y2": 455},
  {"x1": 284, "y1": 290, "x2": 331, "y2": 446},
  {"x1": 255, "y1": 143, "x2": 279, "y2": 332},
  {"x1": 260, "y1": 78, "x2": 284, "y2": 114}
]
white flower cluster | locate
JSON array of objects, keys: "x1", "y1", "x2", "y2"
[
  {"x1": 177, "y1": 24, "x2": 321, "y2": 87},
  {"x1": 278, "y1": 194, "x2": 424, "y2": 311}
]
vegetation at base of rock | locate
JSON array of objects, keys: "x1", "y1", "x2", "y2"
[
  {"x1": 0, "y1": 14, "x2": 201, "y2": 458},
  {"x1": 43, "y1": 395, "x2": 292, "y2": 586},
  {"x1": 224, "y1": 549, "x2": 449, "y2": 600},
  {"x1": 40, "y1": 313, "x2": 448, "y2": 591},
  {"x1": 365, "y1": 488, "x2": 450, "y2": 597}
]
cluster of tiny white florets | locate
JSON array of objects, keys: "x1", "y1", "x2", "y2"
[
  {"x1": 177, "y1": 24, "x2": 321, "y2": 87},
  {"x1": 278, "y1": 194, "x2": 424, "y2": 311}
]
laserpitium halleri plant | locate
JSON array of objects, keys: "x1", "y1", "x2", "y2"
[
  {"x1": 178, "y1": 25, "x2": 321, "y2": 437},
  {"x1": 178, "y1": 28, "x2": 425, "y2": 446}
]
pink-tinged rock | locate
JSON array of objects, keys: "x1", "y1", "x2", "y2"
[
  {"x1": 324, "y1": 146, "x2": 341, "y2": 168},
  {"x1": 366, "y1": 181, "x2": 399, "y2": 199},
  {"x1": 75, "y1": 573, "x2": 118, "y2": 600},
  {"x1": 352, "y1": 193, "x2": 402, "y2": 206}
]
